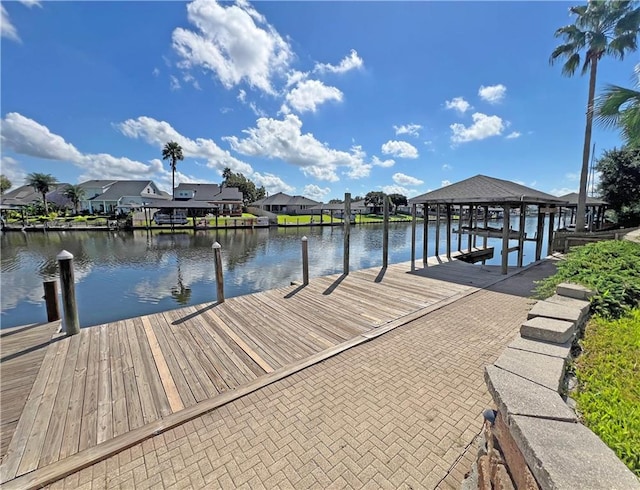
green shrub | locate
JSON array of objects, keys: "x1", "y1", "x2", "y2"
[
  {"x1": 575, "y1": 309, "x2": 640, "y2": 475},
  {"x1": 535, "y1": 240, "x2": 640, "y2": 318}
]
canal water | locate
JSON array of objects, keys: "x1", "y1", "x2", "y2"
[{"x1": 0, "y1": 218, "x2": 552, "y2": 329}]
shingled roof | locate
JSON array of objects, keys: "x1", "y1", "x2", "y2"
[
  {"x1": 250, "y1": 192, "x2": 319, "y2": 207},
  {"x1": 409, "y1": 175, "x2": 568, "y2": 205},
  {"x1": 559, "y1": 192, "x2": 608, "y2": 206}
]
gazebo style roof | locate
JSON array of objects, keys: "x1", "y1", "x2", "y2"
[
  {"x1": 409, "y1": 175, "x2": 568, "y2": 206},
  {"x1": 559, "y1": 192, "x2": 608, "y2": 207}
]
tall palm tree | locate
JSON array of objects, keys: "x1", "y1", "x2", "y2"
[
  {"x1": 63, "y1": 184, "x2": 86, "y2": 215},
  {"x1": 162, "y1": 141, "x2": 184, "y2": 200},
  {"x1": 550, "y1": 0, "x2": 639, "y2": 230},
  {"x1": 596, "y1": 69, "x2": 640, "y2": 147},
  {"x1": 26, "y1": 172, "x2": 58, "y2": 215}
]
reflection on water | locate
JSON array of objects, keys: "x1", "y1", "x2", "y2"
[{"x1": 0, "y1": 218, "x2": 551, "y2": 329}]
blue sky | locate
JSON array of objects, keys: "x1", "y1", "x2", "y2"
[{"x1": 1, "y1": 0, "x2": 638, "y2": 202}]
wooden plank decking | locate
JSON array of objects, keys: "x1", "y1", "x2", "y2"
[
  {"x1": 0, "y1": 259, "x2": 508, "y2": 485},
  {"x1": 0, "y1": 321, "x2": 62, "y2": 462}
]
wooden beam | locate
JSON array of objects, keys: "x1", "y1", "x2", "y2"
[
  {"x1": 482, "y1": 205, "x2": 489, "y2": 250},
  {"x1": 343, "y1": 193, "x2": 351, "y2": 275},
  {"x1": 446, "y1": 204, "x2": 452, "y2": 260},
  {"x1": 547, "y1": 206, "x2": 556, "y2": 256},
  {"x1": 382, "y1": 196, "x2": 389, "y2": 268},
  {"x1": 467, "y1": 204, "x2": 473, "y2": 253},
  {"x1": 434, "y1": 205, "x2": 440, "y2": 257},
  {"x1": 410, "y1": 204, "x2": 416, "y2": 271},
  {"x1": 457, "y1": 204, "x2": 463, "y2": 252},
  {"x1": 535, "y1": 205, "x2": 544, "y2": 261},
  {"x1": 517, "y1": 202, "x2": 526, "y2": 268},
  {"x1": 501, "y1": 204, "x2": 511, "y2": 275},
  {"x1": 422, "y1": 204, "x2": 428, "y2": 267}
]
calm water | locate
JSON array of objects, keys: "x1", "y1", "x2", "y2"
[{"x1": 0, "y1": 218, "x2": 552, "y2": 329}]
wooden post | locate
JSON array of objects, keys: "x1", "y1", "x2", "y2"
[
  {"x1": 501, "y1": 205, "x2": 511, "y2": 275},
  {"x1": 43, "y1": 280, "x2": 60, "y2": 322},
  {"x1": 343, "y1": 193, "x2": 351, "y2": 275},
  {"x1": 330, "y1": 210, "x2": 334, "y2": 224},
  {"x1": 423, "y1": 204, "x2": 428, "y2": 267},
  {"x1": 410, "y1": 204, "x2": 417, "y2": 271},
  {"x1": 435, "y1": 205, "x2": 441, "y2": 257},
  {"x1": 301, "y1": 236, "x2": 309, "y2": 286},
  {"x1": 467, "y1": 204, "x2": 473, "y2": 252},
  {"x1": 517, "y1": 202, "x2": 526, "y2": 267},
  {"x1": 535, "y1": 205, "x2": 545, "y2": 261},
  {"x1": 446, "y1": 204, "x2": 452, "y2": 259},
  {"x1": 547, "y1": 206, "x2": 556, "y2": 256},
  {"x1": 382, "y1": 196, "x2": 389, "y2": 268},
  {"x1": 458, "y1": 204, "x2": 463, "y2": 252},
  {"x1": 57, "y1": 250, "x2": 80, "y2": 335},
  {"x1": 212, "y1": 242, "x2": 224, "y2": 303},
  {"x1": 483, "y1": 205, "x2": 489, "y2": 249},
  {"x1": 472, "y1": 205, "x2": 478, "y2": 248}
]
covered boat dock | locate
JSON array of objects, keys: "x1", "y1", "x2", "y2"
[{"x1": 408, "y1": 175, "x2": 569, "y2": 274}]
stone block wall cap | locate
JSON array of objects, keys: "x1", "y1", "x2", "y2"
[
  {"x1": 485, "y1": 365, "x2": 577, "y2": 423},
  {"x1": 520, "y1": 316, "x2": 575, "y2": 345},
  {"x1": 510, "y1": 415, "x2": 640, "y2": 490},
  {"x1": 508, "y1": 337, "x2": 572, "y2": 359},
  {"x1": 494, "y1": 349, "x2": 566, "y2": 392},
  {"x1": 527, "y1": 301, "x2": 583, "y2": 323},
  {"x1": 556, "y1": 282, "x2": 596, "y2": 300}
]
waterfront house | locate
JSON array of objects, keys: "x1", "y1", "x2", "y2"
[
  {"x1": 173, "y1": 183, "x2": 243, "y2": 215},
  {"x1": 79, "y1": 180, "x2": 170, "y2": 214},
  {"x1": 250, "y1": 192, "x2": 319, "y2": 214},
  {"x1": 1, "y1": 183, "x2": 73, "y2": 210}
]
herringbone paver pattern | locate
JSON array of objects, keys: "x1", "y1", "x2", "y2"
[{"x1": 50, "y1": 269, "x2": 543, "y2": 489}]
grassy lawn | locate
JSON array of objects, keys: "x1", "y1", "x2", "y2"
[
  {"x1": 574, "y1": 309, "x2": 640, "y2": 476},
  {"x1": 277, "y1": 215, "x2": 341, "y2": 225}
]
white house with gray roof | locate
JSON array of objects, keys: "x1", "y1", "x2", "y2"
[
  {"x1": 79, "y1": 180, "x2": 169, "y2": 213},
  {"x1": 249, "y1": 192, "x2": 319, "y2": 214}
]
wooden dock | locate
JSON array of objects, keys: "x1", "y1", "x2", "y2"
[{"x1": 0, "y1": 258, "x2": 512, "y2": 488}]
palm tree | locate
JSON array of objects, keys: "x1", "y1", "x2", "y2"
[
  {"x1": 26, "y1": 172, "x2": 58, "y2": 215},
  {"x1": 550, "y1": 0, "x2": 639, "y2": 230},
  {"x1": 63, "y1": 184, "x2": 86, "y2": 215},
  {"x1": 596, "y1": 70, "x2": 640, "y2": 147},
  {"x1": 162, "y1": 141, "x2": 184, "y2": 200}
]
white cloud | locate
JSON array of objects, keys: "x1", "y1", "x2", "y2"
[
  {"x1": 253, "y1": 172, "x2": 294, "y2": 195},
  {"x1": 284, "y1": 79, "x2": 343, "y2": 113},
  {"x1": 0, "y1": 113, "x2": 164, "y2": 183},
  {"x1": 237, "y1": 89, "x2": 246, "y2": 103},
  {"x1": 152, "y1": 67, "x2": 160, "y2": 77},
  {"x1": 372, "y1": 156, "x2": 395, "y2": 168},
  {"x1": 303, "y1": 184, "x2": 330, "y2": 201},
  {"x1": 549, "y1": 187, "x2": 576, "y2": 196},
  {"x1": 381, "y1": 140, "x2": 419, "y2": 159},
  {"x1": 118, "y1": 116, "x2": 254, "y2": 176},
  {"x1": 1, "y1": 5, "x2": 20, "y2": 42},
  {"x1": 382, "y1": 185, "x2": 410, "y2": 196},
  {"x1": 445, "y1": 97, "x2": 471, "y2": 114},
  {"x1": 1, "y1": 112, "x2": 84, "y2": 161},
  {"x1": 506, "y1": 131, "x2": 521, "y2": 139},
  {"x1": 1, "y1": 156, "x2": 26, "y2": 189},
  {"x1": 19, "y1": 0, "x2": 41, "y2": 7},
  {"x1": 314, "y1": 49, "x2": 363, "y2": 74},
  {"x1": 393, "y1": 123, "x2": 422, "y2": 138},
  {"x1": 478, "y1": 84, "x2": 507, "y2": 104},
  {"x1": 393, "y1": 173, "x2": 423, "y2": 186},
  {"x1": 225, "y1": 114, "x2": 372, "y2": 182},
  {"x1": 172, "y1": 0, "x2": 292, "y2": 94},
  {"x1": 441, "y1": 180, "x2": 452, "y2": 187},
  {"x1": 450, "y1": 113, "x2": 505, "y2": 143},
  {"x1": 182, "y1": 73, "x2": 201, "y2": 90},
  {"x1": 565, "y1": 172, "x2": 579, "y2": 181},
  {"x1": 442, "y1": 163, "x2": 452, "y2": 171},
  {"x1": 170, "y1": 75, "x2": 181, "y2": 91}
]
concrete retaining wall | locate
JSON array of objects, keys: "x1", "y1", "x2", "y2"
[{"x1": 463, "y1": 283, "x2": 640, "y2": 489}]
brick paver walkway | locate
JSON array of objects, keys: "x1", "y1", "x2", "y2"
[{"x1": 49, "y1": 263, "x2": 553, "y2": 489}]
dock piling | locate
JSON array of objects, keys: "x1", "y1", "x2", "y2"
[
  {"x1": 382, "y1": 196, "x2": 389, "y2": 268},
  {"x1": 43, "y1": 280, "x2": 60, "y2": 322},
  {"x1": 343, "y1": 193, "x2": 351, "y2": 275},
  {"x1": 57, "y1": 250, "x2": 80, "y2": 335},
  {"x1": 301, "y1": 236, "x2": 309, "y2": 286},
  {"x1": 212, "y1": 242, "x2": 225, "y2": 303}
]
